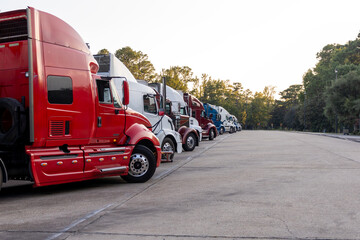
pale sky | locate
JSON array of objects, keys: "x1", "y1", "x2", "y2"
[{"x1": 2, "y1": 0, "x2": 360, "y2": 97}]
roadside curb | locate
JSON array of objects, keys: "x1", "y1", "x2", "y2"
[{"x1": 296, "y1": 131, "x2": 360, "y2": 143}]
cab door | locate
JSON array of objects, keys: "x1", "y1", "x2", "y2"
[{"x1": 95, "y1": 78, "x2": 125, "y2": 141}]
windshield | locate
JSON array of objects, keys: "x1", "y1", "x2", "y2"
[
  {"x1": 180, "y1": 107, "x2": 187, "y2": 115},
  {"x1": 112, "y1": 77, "x2": 130, "y2": 106}
]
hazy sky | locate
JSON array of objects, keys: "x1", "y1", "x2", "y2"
[{"x1": 2, "y1": 0, "x2": 360, "y2": 97}]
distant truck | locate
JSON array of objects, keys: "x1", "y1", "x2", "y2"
[
  {"x1": 216, "y1": 106, "x2": 236, "y2": 134},
  {"x1": 182, "y1": 94, "x2": 218, "y2": 140},
  {"x1": 0, "y1": 7, "x2": 161, "y2": 190},
  {"x1": 94, "y1": 53, "x2": 182, "y2": 161},
  {"x1": 150, "y1": 83, "x2": 201, "y2": 151},
  {"x1": 232, "y1": 115, "x2": 242, "y2": 131},
  {"x1": 203, "y1": 103, "x2": 224, "y2": 135}
]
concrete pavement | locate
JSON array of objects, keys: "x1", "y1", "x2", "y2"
[{"x1": 65, "y1": 131, "x2": 360, "y2": 240}]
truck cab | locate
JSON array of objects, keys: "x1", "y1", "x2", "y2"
[
  {"x1": 183, "y1": 94, "x2": 218, "y2": 140},
  {"x1": 149, "y1": 83, "x2": 201, "y2": 151},
  {"x1": 232, "y1": 115, "x2": 242, "y2": 131},
  {"x1": 94, "y1": 54, "x2": 182, "y2": 161},
  {"x1": 0, "y1": 7, "x2": 161, "y2": 189},
  {"x1": 203, "y1": 103, "x2": 224, "y2": 135},
  {"x1": 216, "y1": 106, "x2": 236, "y2": 134}
]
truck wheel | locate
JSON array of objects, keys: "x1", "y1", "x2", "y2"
[
  {"x1": 219, "y1": 127, "x2": 225, "y2": 135},
  {"x1": 209, "y1": 129, "x2": 215, "y2": 140},
  {"x1": 121, "y1": 145, "x2": 156, "y2": 183},
  {"x1": 183, "y1": 132, "x2": 196, "y2": 151},
  {"x1": 161, "y1": 137, "x2": 175, "y2": 160}
]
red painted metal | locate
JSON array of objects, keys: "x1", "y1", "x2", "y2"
[
  {"x1": 0, "y1": 7, "x2": 160, "y2": 187},
  {"x1": 183, "y1": 93, "x2": 218, "y2": 138}
]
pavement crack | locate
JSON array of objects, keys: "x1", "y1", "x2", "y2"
[{"x1": 266, "y1": 214, "x2": 295, "y2": 239}]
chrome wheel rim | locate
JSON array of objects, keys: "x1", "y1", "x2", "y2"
[
  {"x1": 187, "y1": 135, "x2": 195, "y2": 149},
  {"x1": 162, "y1": 142, "x2": 173, "y2": 152},
  {"x1": 210, "y1": 129, "x2": 214, "y2": 139},
  {"x1": 128, "y1": 153, "x2": 149, "y2": 177}
]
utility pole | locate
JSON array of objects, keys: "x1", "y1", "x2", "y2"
[
  {"x1": 303, "y1": 91, "x2": 306, "y2": 131},
  {"x1": 335, "y1": 68, "x2": 338, "y2": 133}
]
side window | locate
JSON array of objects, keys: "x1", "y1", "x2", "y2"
[
  {"x1": 110, "y1": 81, "x2": 121, "y2": 108},
  {"x1": 216, "y1": 114, "x2": 221, "y2": 121},
  {"x1": 96, "y1": 80, "x2": 112, "y2": 104},
  {"x1": 143, "y1": 95, "x2": 157, "y2": 114},
  {"x1": 165, "y1": 102, "x2": 171, "y2": 115},
  {"x1": 47, "y1": 76, "x2": 73, "y2": 104},
  {"x1": 180, "y1": 107, "x2": 187, "y2": 115},
  {"x1": 192, "y1": 110, "x2": 196, "y2": 118}
]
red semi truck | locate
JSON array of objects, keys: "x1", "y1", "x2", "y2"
[
  {"x1": 0, "y1": 7, "x2": 161, "y2": 189},
  {"x1": 182, "y1": 93, "x2": 218, "y2": 140}
]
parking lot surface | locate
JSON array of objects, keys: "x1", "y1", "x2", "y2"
[{"x1": 1, "y1": 131, "x2": 360, "y2": 240}]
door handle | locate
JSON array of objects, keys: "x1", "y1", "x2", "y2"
[{"x1": 97, "y1": 117, "x2": 102, "y2": 127}]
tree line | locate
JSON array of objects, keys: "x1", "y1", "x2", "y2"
[{"x1": 98, "y1": 34, "x2": 360, "y2": 134}]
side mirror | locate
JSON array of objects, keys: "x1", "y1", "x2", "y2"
[
  {"x1": 158, "y1": 111, "x2": 165, "y2": 116},
  {"x1": 209, "y1": 113, "x2": 213, "y2": 119},
  {"x1": 123, "y1": 81, "x2": 129, "y2": 106}
]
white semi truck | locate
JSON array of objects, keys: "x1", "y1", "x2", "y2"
[{"x1": 94, "y1": 53, "x2": 182, "y2": 160}]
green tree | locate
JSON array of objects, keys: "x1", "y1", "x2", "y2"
[
  {"x1": 280, "y1": 84, "x2": 302, "y2": 106},
  {"x1": 115, "y1": 46, "x2": 156, "y2": 81},
  {"x1": 325, "y1": 69, "x2": 360, "y2": 132},
  {"x1": 246, "y1": 86, "x2": 275, "y2": 129},
  {"x1": 97, "y1": 48, "x2": 109, "y2": 54},
  {"x1": 159, "y1": 66, "x2": 197, "y2": 92},
  {"x1": 270, "y1": 84, "x2": 303, "y2": 130}
]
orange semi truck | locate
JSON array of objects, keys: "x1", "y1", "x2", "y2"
[{"x1": 0, "y1": 7, "x2": 161, "y2": 189}]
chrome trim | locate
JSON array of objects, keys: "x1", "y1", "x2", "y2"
[
  {"x1": 40, "y1": 154, "x2": 78, "y2": 160},
  {"x1": 89, "y1": 151, "x2": 124, "y2": 157},
  {"x1": 100, "y1": 166, "x2": 127, "y2": 172},
  {"x1": 99, "y1": 147, "x2": 126, "y2": 151}
]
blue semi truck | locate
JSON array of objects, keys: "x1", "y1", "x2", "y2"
[{"x1": 203, "y1": 103, "x2": 225, "y2": 135}]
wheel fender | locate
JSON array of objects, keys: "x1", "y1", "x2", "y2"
[
  {"x1": 161, "y1": 129, "x2": 182, "y2": 153},
  {"x1": 123, "y1": 123, "x2": 160, "y2": 146},
  {"x1": 207, "y1": 123, "x2": 218, "y2": 136},
  {"x1": 178, "y1": 126, "x2": 199, "y2": 146}
]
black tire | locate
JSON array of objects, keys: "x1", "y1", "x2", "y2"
[
  {"x1": 209, "y1": 128, "x2": 215, "y2": 140},
  {"x1": 121, "y1": 145, "x2": 156, "y2": 183},
  {"x1": 219, "y1": 127, "x2": 225, "y2": 135},
  {"x1": 0, "y1": 168, "x2": 2, "y2": 191},
  {"x1": 161, "y1": 137, "x2": 175, "y2": 160},
  {"x1": 183, "y1": 132, "x2": 196, "y2": 151},
  {"x1": 0, "y1": 98, "x2": 26, "y2": 146}
]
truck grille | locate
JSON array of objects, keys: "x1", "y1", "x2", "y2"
[{"x1": 50, "y1": 121, "x2": 64, "y2": 136}]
